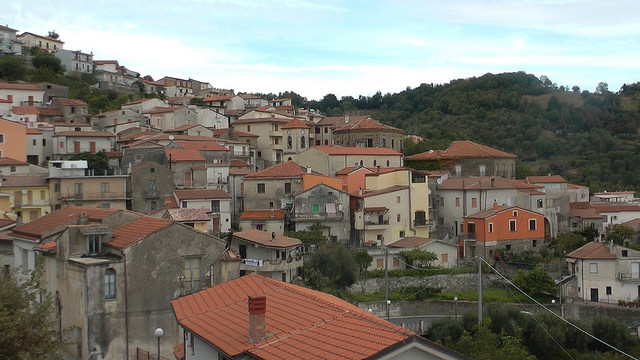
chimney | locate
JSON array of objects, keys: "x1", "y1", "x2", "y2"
[
  {"x1": 490, "y1": 178, "x2": 495, "y2": 188},
  {"x1": 248, "y1": 295, "x2": 266, "y2": 343},
  {"x1": 271, "y1": 232, "x2": 276, "y2": 242},
  {"x1": 270, "y1": 209, "x2": 275, "y2": 218},
  {"x1": 306, "y1": 166, "x2": 311, "y2": 174},
  {"x1": 78, "y1": 211, "x2": 89, "y2": 225},
  {"x1": 492, "y1": 201, "x2": 499, "y2": 210},
  {"x1": 345, "y1": 115, "x2": 350, "y2": 123}
]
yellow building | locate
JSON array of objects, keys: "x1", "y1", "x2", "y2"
[{"x1": 0, "y1": 174, "x2": 51, "y2": 222}]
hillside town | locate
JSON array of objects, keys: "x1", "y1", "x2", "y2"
[{"x1": 2, "y1": 26, "x2": 640, "y2": 359}]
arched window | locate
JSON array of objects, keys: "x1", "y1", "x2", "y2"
[
  {"x1": 359, "y1": 160, "x2": 363, "y2": 166},
  {"x1": 105, "y1": 269, "x2": 116, "y2": 299},
  {"x1": 373, "y1": 160, "x2": 377, "y2": 167},
  {"x1": 386, "y1": 160, "x2": 390, "y2": 166},
  {"x1": 300, "y1": 136, "x2": 306, "y2": 149},
  {"x1": 287, "y1": 136, "x2": 292, "y2": 149}
]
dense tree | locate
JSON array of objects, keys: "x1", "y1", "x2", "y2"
[
  {"x1": 512, "y1": 268, "x2": 558, "y2": 297},
  {"x1": 353, "y1": 249, "x2": 373, "y2": 277},
  {"x1": 0, "y1": 55, "x2": 26, "y2": 81},
  {"x1": 552, "y1": 232, "x2": 587, "y2": 255},
  {"x1": 400, "y1": 248, "x2": 438, "y2": 267},
  {"x1": 70, "y1": 152, "x2": 110, "y2": 175},
  {"x1": 32, "y1": 52, "x2": 63, "y2": 74},
  {"x1": 305, "y1": 244, "x2": 356, "y2": 290},
  {"x1": 0, "y1": 260, "x2": 73, "y2": 358},
  {"x1": 606, "y1": 224, "x2": 637, "y2": 246}
]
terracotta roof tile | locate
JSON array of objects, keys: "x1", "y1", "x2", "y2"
[
  {"x1": 54, "y1": 98, "x2": 88, "y2": 106},
  {"x1": 0, "y1": 82, "x2": 43, "y2": 91},
  {"x1": 526, "y1": 175, "x2": 567, "y2": 183},
  {"x1": 54, "y1": 131, "x2": 114, "y2": 137},
  {"x1": 362, "y1": 185, "x2": 408, "y2": 198},
  {"x1": 143, "y1": 106, "x2": 185, "y2": 114},
  {"x1": 165, "y1": 195, "x2": 178, "y2": 209},
  {"x1": 0, "y1": 157, "x2": 29, "y2": 166},
  {"x1": 233, "y1": 229, "x2": 301, "y2": 248},
  {"x1": 244, "y1": 161, "x2": 304, "y2": 179},
  {"x1": 333, "y1": 117, "x2": 403, "y2": 134},
  {"x1": 388, "y1": 236, "x2": 435, "y2": 248},
  {"x1": 213, "y1": 128, "x2": 259, "y2": 137},
  {"x1": 0, "y1": 174, "x2": 48, "y2": 187},
  {"x1": 281, "y1": 118, "x2": 310, "y2": 129},
  {"x1": 107, "y1": 217, "x2": 173, "y2": 249},
  {"x1": 438, "y1": 177, "x2": 540, "y2": 191},
  {"x1": 312, "y1": 146, "x2": 402, "y2": 156},
  {"x1": 592, "y1": 203, "x2": 640, "y2": 213},
  {"x1": 567, "y1": 241, "x2": 617, "y2": 260},
  {"x1": 167, "y1": 208, "x2": 210, "y2": 222},
  {"x1": 406, "y1": 141, "x2": 516, "y2": 160},
  {"x1": 203, "y1": 95, "x2": 236, "y2": 102},
  {"x1": 10, "y1": 206, "x2": 120, "y2": 240},
  {"x1": 174, "y1": 189, "x2": 230, "y2": 200},
  {"x1": 165, "y1": 148, "x2": 206, "y2": 162},
  {"x1": 239, "y1": 210, "x2": 285, "y2": 220},
  {"x1": 335, "y1": 166, "x2": 374, "y2": 176},
  {"x1": 171, "y1": 273, "x2": 417, "y2": 359},
  {"x1": 174, "y1": 140, "x2": 229, "y2": 152},
  {"x1": 26, "y1": 128, "x2": 42, "y2": 134},
  {"x1": 232, "y1": 117, "x2": 292, "y2": 125}
]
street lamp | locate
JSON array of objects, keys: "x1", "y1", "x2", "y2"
[
  {"x1": 154, "y1": 327, "x2": 164, "y2": 360},
  {"x1": 454, "y1": 296, "x2": 458, "y2": 319},
  {"x1": 386, "y1": 300, "x2": 391, "y2": 321}
]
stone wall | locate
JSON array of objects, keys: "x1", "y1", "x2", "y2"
[{"x1": 348, "y1": 273, "x2": 493, "y2": 294}]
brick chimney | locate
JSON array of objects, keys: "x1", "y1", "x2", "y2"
[
  {"x1": 248, "y1": 295, "x2": 266, "y2": 343},
  {"x1": 493, "y1": 201, "x2": 499, "y2": 210}
]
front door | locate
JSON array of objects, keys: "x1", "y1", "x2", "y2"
[{"x1": 590, "y1": 288, "x2": 599, "y2": 302}]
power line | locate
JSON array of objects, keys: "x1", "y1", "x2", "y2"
[{"x1": 483, "y1": 257, "x2": 637, "y2": 360}]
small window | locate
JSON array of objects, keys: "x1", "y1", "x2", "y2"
[
  {"x1": 537, "y1": 199, "x2": 543, "y2": 208},
  {"x1": 257, "y1": 183, "x2": 265, "y2": 193},
  {"x1": 397, "y1": 196, "x2": 401, "y2": 203},
  {"x1": 312, "y1": 204, "x2": 319, "y2": 213},
  {"x1": 506, "y1": 244, "x2": 512, "y2": 251},
  {"x1": 589, "y1": 263, "x2": 598, "y2": 273},
  {"x1": 105, "y1": 269, "x2": 116, "y2": 299},
  {"x1": 397, "y1": 214, "x2": 401, "y2": 222},
  {"x1": 182, "y1": 201, "x2": 187, "y2": 208},
  {"x1": 440, "y1": 197, "x2": 444, "y2": 207},
  {"x1": 472, "y1": 197, "x2": 477, "y2": 208},
  {"x1": 399, "y1": 231, "x2": 405, "y2": 238},
  {"x1": 284, "y1": 183, "x2": 291, "y2": 194},
  {"x1": 622, "y1": 250, "x2": 628, "y2": 257},
  {"x1": 211, "y1": 200, "x2": 220, "y2": 212},
  {"x1": 87, "y1": 234, "x2": 101, "y2": 255},
  {"x1": 606, "y1": 286, "x2": 612, "y2": 295},
  {"x1": 455, "y1": 197, "x2": 460, "y2": 207},
  {"x1": 532, "y1": 240, "x2": 537, "y2": 247},
  {"x1": 513, "y1": 210, "x2": 518, "y2": 217},
  {"x1": 529, "y1": 219, "x2": 537, "y2": 231},
  {"x1": 488, "y1": 223, "x2": 494, "y2": 233},
  {"x1": 509, "y1": 219, "x2": 516, "y2": 232},
  {"x1": 184, "y1": 257, "x2": 201, "y2": 293}
]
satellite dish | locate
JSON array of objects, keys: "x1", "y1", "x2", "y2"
[
  {"x1": 365, "y1": 214, "x2": 371, "y2": 222},
  {"x1": 427, "y1": 188, "x2": 431, "y2": 195},
  {"x1": 213, "y1": 159, "x2": 219, "y2": 164},
  {"x1": 436, "y1": 178, "x2": 443, "y2": 185},
  {"x1": 168, "y1": 135, "x2": 175, "y2": 141}
]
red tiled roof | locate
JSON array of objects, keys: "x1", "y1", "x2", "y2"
[
  {"x1": 244, "y1": 161, "x2": 304, "y2": 179},
  {"x1": 107, "y1": 217, "x2": 173, "y2": 249},
  {"x1": 388, "y1": 236, "x2": 435, "y2": 248},
  {"x1": 569, "y1": 206, "x2": 603, "y2": 219},
  {"x1": 174, "y1": 189, "x2": 231, "y2": 200},
  {"x1": 11, "y1": 106, "x2": 39, "y2": 114},
  {"x1": 9, "y1": 206, "x2": 120, "y2": 240},
  {"x1": 281, "y1": 117, "x2": 310, "y2": 129},
  {"x1": 54, "y1": 131, "x2": 114, "y2": 137},
  {"x1": 174, "y1": 140, "x2": 229, "y2": 152},
  {"x1": 229, "y1": 167, "x2": 253, "y2": 176},
  {"x1": 335, "y1": 166, "x2": 374, "y2": 176},
  {"x1": 165, "y1": 195, "x2": 178, "y2": 209},
  {"x1": 231, "y1": 159, "x2": 250, "y2": 168},
  {"x1": 312, "y1": 146, "x2": 402, "y2": 156},
  {"x1": 143, "y1": 106, "x2": 184, "y2": 114},
  {"x1": 232, "y1": 117, "x2": 292, "y2": 125},
  {"x1": 0, "y1": 157, "x2": 29, "y2": 166},
  {"x1": 233, "y1": 229, "x2": 301, "y2": 248},
  {"x1": 0, "y1": 174, "x2": 48, "y2": 187},
  {"x1": 167, "y1": 208, "x2": 210, "y2": 222},
  {"x1": 54, "y1": 98, "x2": 88, "y2": 106},
  {"x1": 171, "y1": 273, "x2": 417, "y2": 359},
  {"x1": 526, "y1": 175, "x2": 567, "y2": 184},
  {"x1": 361, "y1": 185, "x2": 408, "y2": 198},
  {"x1": 438, "y1": 177, "x2": 540, "y2": 191},
  {"x1": 26, "y1": 128, "x2": 42, "y2": 134},
  {"x1": 364, "y1": 206, "x2": 389, "y2": 212},
  {"x1": 0, "y1": 98, "x2": 11, "y2": 103},
  {"x1": 166, "y1": 124, "x2": 199, "y2": 132},
  {"x1": 0, "y1": 82, "x2": 43, "y2": 91},
  {"x1": 239, "y1": 210, "x2": 285, "y2": 220},
  {"x1": 34, "y1": 241, "x2": 57, "y2": 252},
  {"x1": 567, "y1": 241, "x2": 617, "y2": 260},
  {"x1": 213, "y1": 128, "x2": 259, "y2": 137},
  {"x1": 592, "y1": 203, "x2": 640, "y2": 213},
  {"x1": 466, "y1": 205, "x2": 538, "y2": 220},
  {"x1": 406, "y1": 141, "x2": 516, "y2": 160},
  {"x1": 333, "y1": 117, "x2": 403, "y2": 134},
  {"x1": 203, "y1": 95, "x2": 236, "y2": 102},
  {"x1": 165, "y1": 148, "x2": 205, "y2": 162}
]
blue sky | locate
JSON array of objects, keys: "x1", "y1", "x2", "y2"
[{"x1": 3, "y1": 0, "x2": 639, "y2": 100}]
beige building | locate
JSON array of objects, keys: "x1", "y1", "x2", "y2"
[
  {"x1": 18, "y1": 31, "x2": 63, "y2": 53},
  {"x1": 297, "y1": 146, "x2": 403, "y2": 177},
  {"x1": 231, "y1": 116, "x2": 292, "y2": 169},
  {"x1": 332, "y1": 116, "x2": 404, "y2": 152},
  {"x1": 232, "y1": 229, "x2": 303, "y2": 282},
  {"x1": 49, "y1": 173, "x2": 130, "y2": 210}
]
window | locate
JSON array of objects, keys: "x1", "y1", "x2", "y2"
[
  {"x1": 300, "y1": 136, "x2": 306, "y2": 148},
  {"x1": 274, "y1": 124, "x2": 278, "y2": 131},
  {"x1": 414, "y1": 211, "x2": 426, "y2": 226},
  {"x1": 399, "y1": 230, "x2": 405, "y2": 238},
  {"x1": 366, "y1": 138, "x2": 373, "y2": 147},
  {"x1": 42, "y1": 139, "x2": 46, "y2": 146},
  {"x1": 440, "y1": 197, "x2": 444, "y2": 207},
  {"x1": 87, "y1": 234, "x2": 101, "y2": 255},
  {"x1": 74, "y1": 183, "x2": 82, "y2": 199},
  {"x1": 312, "y1": 204, "x2": 319, "y2": 213},
  {"x1": 373, "y1": 160, "x2": 377, "y2": 167},
  {"x1": 622, "y1": 250, "x2": 628, "y2": 257},
  {"x1": 488, "y1": 223, "x2": 494, "y2": 233},
  {"x1": 105, "y1": 269, "x2": 116, "y2": 299},
  {"x1": 184, "y1": 257, "x2": 201, "y2": 293},
  {"x1": 274, "y1": 137, "x2": 279, "y2": 145},
  {"x1": 0, "y1": 134, "x2": 4, "y2": 143},
  {"x1": 537, "y1": 199, "x2": 543, "y2": 208},
  {"x1": 455, "y1": 197, "x2": 460, "y2": 207},
  {"x1": 211, "y1": 200, "x2": 220, "y2": 212},
  {"x1": 506, "y1": 244, "x2": 512, "y2": 251},
  {"x1": 287, "y1": 136, "x2": 292, "y2": 149},
  {"x1": 509, "y1": 219, "x2": 516, "y2": 232},
  {"x1": 101, "y1": 182, "x2": 109, "y2": 193},
  {"x1": 150, "y1": 201, "x2": 157, "y2": 211},
  {"x1": 247, "y1": 125, "x2": 251, "y2": 132},
  {"x1": 269, "y1": 201, "x2": 274, "y2": 208},
  {"x1": 529, "y1": 219, "x2": 537, "y2": 230},
  {"x1": 376, "y1": 259, "x2": 383, "y2": 268},
  {"x1": 606, "y1": 286, "x2": 612, "y2": 295},
  {"x1": 182, "y1": 201, "x2": 187, "y2": 208},
  {"x1": 53, "y1": 183, "x2": 60, "y2": 193},
  {"x1": 589, "y1": 263, "x2": 598, "y2": 273},
  {"x1": 397, "y1": 196, "x2": 401, "y2": 203},
  {"x1": 284, "y1": 183, "x2": 291, "y2": 194},
  {"x1": 513, "y1": 210, "x2": 518, "y2": 217},
  {"x1": 472, "y1": 197, "x2": 477, "y2": 208},
  {"x1": 397, "y1": 214, "x2": 401, "y2": 222},
  {"x1": 393, "y1": 257, "x2": 399, "y2": 267},
  {"x1": 257, "y1": 183, "x2": 265, "y2": 193},
  {"x1": 533, "y1": 240, "x2": 537, "y2": 247},
  {"x1": 33, "y1": 139, "x2": 36, "y2": 146},
  {"x1": 324, "y1": 127, "x2": 328, "y2": 134}
]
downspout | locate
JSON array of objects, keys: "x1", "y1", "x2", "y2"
[
  {"x1": 580, "y1": 259, "x2": 584, "y2": 301},
  {"x1": 84, "y1": 264, "x2": 90, "y2": 359},
  {"x1": 407, "y1": 171, "x2": 416, "y2": 235},
  {"x1": 123, "y1": 251, "x2": 130, "y2": 359}
]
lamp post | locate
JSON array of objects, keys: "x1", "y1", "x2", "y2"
[
  {"x1": 454, "y1": 296, "x2": 458, "y2": 319},
  {"x1": 386, "y1": 300, "x2": 391, "y2": 321},
  {"x1": 154, "y1": 327, "x2": 164, "y2": 360}
]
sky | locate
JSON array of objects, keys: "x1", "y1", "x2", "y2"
[{"x1": 2, "y1": 0, "x2": 639, "y2": 100}]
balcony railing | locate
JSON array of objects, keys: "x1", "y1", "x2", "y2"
[
  {"x1": 59, "y1": 191, "x2": 131, "y2": 200},
  {"x1": 239, "y1": 256, "x2": 304, "y2": 272},
  {"x1": 293, "y1": 211, "x2": 344, "y2": 221},
  {"x1": 618, "y1": 273, "x2": 640, "y2": 282},
  {"x1": 13, "y1": 199, "x2": 49, "y2": 208}
]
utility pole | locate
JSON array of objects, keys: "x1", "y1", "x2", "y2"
[
  {"x1": 478, "y1": 255, "x2": 482, "y2": 325},
  {"x1": 384, "y1": 237, "x2": 389, "y2": 306},
  {"x1": 559, "y1": 261, "x2": 564, "y2": 318}
]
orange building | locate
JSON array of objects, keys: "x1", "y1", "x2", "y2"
[
  {"x1": 463, "y1": 203, "x2": 545, "y2": 259},
  {"x1": 0, "y1": 118, "x2": 27, "y2": 161}
]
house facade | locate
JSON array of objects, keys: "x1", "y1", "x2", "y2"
[
  {"x1": 18, "y1": 31, "x2": 63, "y2": 53},
  {"x1": 52, "y1": 131, "x2": 114, "y2": 158},
  {"x1": 54, "y1": 49, "x2": 94, "y2": 75},
  {"x1": 463, "y1": 204, "x2": 546, "y2": 259},
  {"x1": 174, "y1": 189, "x2": 231, "y2": 234},
  {"x1": 297, "y1": 145, "x2": 404, "y2": 177},
  {"x1": 292, "y1": 183, "x2": 351, "y2": 244},
  {"x1": 232, "y1": 229, "x2": 303, "y2": 281},
  {"x1": 332, "y1": 116, "x2": 404, "y2": 152},
  {"x1": 0, "y1": 117, "x2": 27, "y2": 161},
  {"x1": 0, "y1": 174, "x2": 50, "y2": 223},
  {"x1": 129, "y1": 162, "x2": 175, "y2": 214},
  {"x1": 25, "y1": 207, "x2": 228, "y2": 360}
]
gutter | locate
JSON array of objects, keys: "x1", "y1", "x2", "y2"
[
  {"x1": 407, "y1": 171, "x2": 416, "y2": 236},
  {"x1": 123, "y1": 251, "x2": 130, "y2": 359}
]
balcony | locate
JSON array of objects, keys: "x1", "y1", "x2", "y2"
[
  {"x1": 413, "y1": 219, "x2": 432, "y2": 227},
  {"x1": 618, "y1": 273, "x2": 640, "y2": 282},
  {"x1": 293, "y1": 211, "x2": 344, "y2": 221},
  {"x1": 13, "y1": 199, "x2": 49, "y2": 208},
  {"x1": 239, "y1": 256, "x2": 304, "y2": 272},
  {"x1": 59, "y1": 191, "x2": 132, "y2": 201}
]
